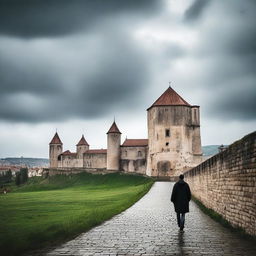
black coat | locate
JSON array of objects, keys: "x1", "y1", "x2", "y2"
[{"x1": 171, "y1": 180, "x2": 191, "y2": 213}]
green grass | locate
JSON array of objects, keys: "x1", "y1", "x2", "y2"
[{"x1": 0, "y1": 172, "x2": 154, "y2": 256}]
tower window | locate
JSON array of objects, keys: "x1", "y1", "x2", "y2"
[{"x1": 165, "y1": 129, "x2": 170, "y2": 137}]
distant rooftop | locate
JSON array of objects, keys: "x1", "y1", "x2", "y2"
[
  {"x1": 122, "y1": 139, "x2": 148, "y2": 147},
  {"x1": 85, "y1": 149, "x2": 107, "y2": 154}
]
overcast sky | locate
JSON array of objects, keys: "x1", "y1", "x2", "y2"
[{"x1": 0, "y1": 0, "x2": 255, "y2": 158}]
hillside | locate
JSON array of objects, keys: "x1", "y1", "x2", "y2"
[
  {"x1": 0, "y1": 158, "x2": 49, "y2": 167},
  {"x1": 202, "y1": 145, "x2": 228, "y2": 156}
]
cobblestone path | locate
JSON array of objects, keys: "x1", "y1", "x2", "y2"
[{"x1": 34, "y1": 182, "x2": 256, "y2": 256}]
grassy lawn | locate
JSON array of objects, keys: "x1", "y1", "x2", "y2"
[{"x1": 0, "y1": 172, "x2": 154, "y2": 256}]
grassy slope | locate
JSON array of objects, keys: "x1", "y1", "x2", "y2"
[{"x1": 0, "y1": 172, "x2": 154, "y2": 256}]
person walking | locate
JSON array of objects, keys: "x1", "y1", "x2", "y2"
[{"x1": 171, "y1": 174, "x2": 191, "y2": 231}]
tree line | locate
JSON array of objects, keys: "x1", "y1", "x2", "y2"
[{"x1": 0, "y1": 168, "x2": 28, "y2": 186}]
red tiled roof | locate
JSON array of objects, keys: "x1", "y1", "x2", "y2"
[
  {"x1": 61, "y1": 150, "x2": 77, "y2": 156},
  {"x1": 76, "y1": 135, "x2": 89, "y2": 146},
  {"x1": 107, "y1": 121, "x2": 121, "y2": 134},
  {"x1": 62, "y1": 150, "x2": 71, "y2": 155},
  {"x1": 49, "y1": 132, "x2": 63, "y2": 144},
  {"x1": 85, "y1": 149, "x2": 107, "y2": 154},
  {"x1": 147, "y1": 87, "x2": 190, "y2": 110},
  {"x1": 122, "y1": 139, "x2": 148, "y2": 147}
]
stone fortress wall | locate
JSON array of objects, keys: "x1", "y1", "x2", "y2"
[{"x1": 184, "y1": 131, "x2": 256, "y2": 236}]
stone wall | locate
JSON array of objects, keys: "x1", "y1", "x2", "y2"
[
  {"x1": 184, "y1": 131, "x2": 256, "y2": 236},
  {"x1": 60, "y1": 155, "x2": 81, "y2": 168},
  {"x1": 84, "y1": 153, "x2": 107, "y2": 169},
  {"x1": 43, "y1": 168, "x2": 115, "y2": 176},
  {"x1": 120, "y1": 146, "x2": 147, "y2": 174}
]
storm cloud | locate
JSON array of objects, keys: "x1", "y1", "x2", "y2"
[
  {"x1": 0, "y1": 0, "x2": 256, "y2": 157},
  {"x1": 184, "y1": 0, "x2": 211, "y2": 21},
  {"x1": 0, "y1": 1, "x2": 162, "y2": 122},
  {"x1": 0, "y1": 0, "x2": 161, "y2": 37},
  {"x1": 181, "y1": 0, "x2": 256, "y2": 121}
]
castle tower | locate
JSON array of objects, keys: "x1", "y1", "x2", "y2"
[
  {"x1": 49, "y1": 132, "x2": 63, "y2": 168},
  {"x1": 76, "y1": 135, "x2": 89, "y2": 159},
  {"x1": 146, "y1": 86, "x2": 202, "y2": 177},
  {"x1": 107, "y1": 121, "x2": 121, "y2": 171},
  {"x1": 191, "y1": 106, "x2": 202, "y2": 160}
]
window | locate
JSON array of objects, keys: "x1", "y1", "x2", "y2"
[
  {"x1": 124, "y1": 150, "x2": 127, "y2": 157},
  {"x1": 166, "y1": 142, "x2": 169, "y2": 146},
  {"x1": 138, "y1": 151, "x2": 142, "y2": 157},
  {"x1": 165, "y1": 129, "x2": 170, "y2": 137}
]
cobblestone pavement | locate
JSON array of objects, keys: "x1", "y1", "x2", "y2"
[{"x1": 32, "y1": 182, "x2": 256, "y2": 256}]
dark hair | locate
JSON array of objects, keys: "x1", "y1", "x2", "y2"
[{"x1": 179, "y1": 174, "x2": 184, "y2": 180}]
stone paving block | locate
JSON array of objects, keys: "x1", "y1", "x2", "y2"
[{"x1": 29, "y1": 182, "x2": 256, "y2": 256}]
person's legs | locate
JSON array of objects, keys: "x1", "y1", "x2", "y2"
[
  {"x1": 176, "y1": 212, "x2": 181, "y2": 227},
  {"x1": 180, "y1": 213, "x2": 185, "y2": 230}
]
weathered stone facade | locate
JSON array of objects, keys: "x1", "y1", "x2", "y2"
[
  {"x1": 84, "y1": 150, "x2": 107, "y2": 169},
  {"x1": 147, "y1": 105, "x2": 202, "y2": 177},
  {"x1": 49, "y1": 87, "x2": 202, "y2": 177},
  {"x1": 184, "y1": 131, "x2": 256, "y2": 236},
  {"x1": 120, "y1": 141, "x2": 148, "y2": 174}
]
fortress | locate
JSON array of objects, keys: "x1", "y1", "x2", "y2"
[{"x1": 49, "y1": 87, "x2": 203, "y2": 177}]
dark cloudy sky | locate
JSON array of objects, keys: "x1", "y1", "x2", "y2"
[{"x1": 0, "y1": 0, "x2": 255, "y2": 158}]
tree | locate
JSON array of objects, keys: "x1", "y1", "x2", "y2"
[
  {"x1": 15, "y1": 172, "x2": 21, "y2": 186},
  {"x1": 6, "y1": 170, "x2": 12, "y2": 182},
  {"x1": 0, "y1": 170, "x2": 12, "y2": 185},
  {"x1": 20, "y1": 168, "x2": 28, "y2": 184}
]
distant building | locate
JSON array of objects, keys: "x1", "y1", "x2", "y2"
[{"x1": 49, "y1": 87, "x2": 203, "y2": 177}]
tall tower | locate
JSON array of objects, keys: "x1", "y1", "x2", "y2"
[
  {"x1": 49, "y1": 132, "x2": 63, "y2": 168},
  {"x1": 76, "y1": 135, "x2": 89, "y2": 159},
  {"x1": 107, "y1": 121, "x2": 121, "y2": 171},
  {"x1": 191, "y1": 106, "x2": 202, "y2": 161},
  {"x1": 146, "y1": 86, "x2": 202, "y2": 177}
]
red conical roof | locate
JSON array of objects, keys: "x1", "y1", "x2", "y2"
[
  {"x1": 76, "y1": 135, "x2": 89, "y2": 146},
  {"x1": 49, "y1": 132, "x2": 62, "y2": 144},
  {"x1": 147, "y1": 87, "x2": 190, "y2": 110},
  {"x1": 107, "y1": 121, "x2": 121, "y2": 134}
]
